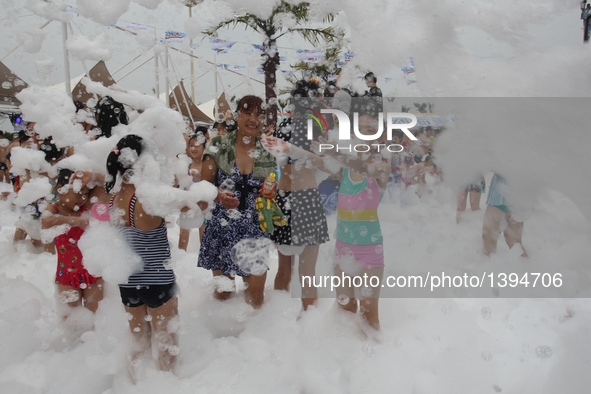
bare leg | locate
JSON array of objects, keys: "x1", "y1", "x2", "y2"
[
  {"x1": 13, "y1": 228, "x2": 27, "y2": 243},
  {"x1": 456, "y1": 189, "x2": 468, "y2": 223},
  {"x1": 274, "y1": 251, "x2": 293, "y2": 291},
  {"x1": 44, "y1": 241, "x2": 55, "y2": 254},
  {"x1": 148, "y1": 296, "x2": 179, "y2": 372},
  {"x1": 198, "y1": 224, "x2": 204, "y2": 244},
  {"x1": 178, "y1": 228, "x2": 190, "y2": 251},
  {"x1": 504, "y1": 217, "x2": 528, "y2": 258},
  {"x1": 57, "y1": 285, "x2": 83, "y2": 310},
  {"x1": 359, "y1": 267, "x2": 383, "y2": 331},
  {"x1": 82, "y1": 278, "x2": 104, "y2": 313},
  {"x1": 482, "y1": 205, "x2": 503, "y2": 256},
  {"x1": 243, "y1": 271, "x2": 267, "y2": 309},
  {"x1": 212, "y1": 270, "x2": 234, "y2": 301},
  {"x1": 469, "y1": 190, "x2": 482, "y2": 211},
  {"x1": 299, "y1": 245, "x2": 319, "y2": 310},
  {"x1": 124, "y1": 303, "x2": 151, "y2": 383},
  {"x1": 333, "y1": 264, "x2": 357, "y2": 314},
  {"x1": 125, "y1": 304, "x2": 151, "y2": 347}
]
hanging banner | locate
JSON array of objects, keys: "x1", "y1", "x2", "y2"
[
  {"x1": 335, "y1": 51, "x2": 354, "y2": 68},
  {"x1": 164, "y1": 31, "x2": 187, "y2": 42},
  {"x1": 401, "y1": 66, "x2": 415, "y2": 75},
  {"x1": 64, "y1": 5, "x2": 79, "y2": 15},
  {"x1": 340, "y1": 51, "x2": 354, "y2": 64},
  {"x1": 296, "y1": 49, "x2": 325, "y2": 62},
  {"x1": 210, "y1": 38, "x2": 236, "y2": 54},
  {"x1": 403, "y1": 56, "x2": 418, "y2": 86},
  {"x1": 126, "y1": 22, "x2": 151, "y2": 30},
  {"x1": 216, "y1": 64, "x2": 248, "y2": 71},
  {"x1": 251, "y1": 44, "x2": 281, "y2": 57}
]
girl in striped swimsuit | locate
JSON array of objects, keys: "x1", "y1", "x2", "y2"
[{"x1": 106, "y1": 135, "x2": 178, "y2": 375}]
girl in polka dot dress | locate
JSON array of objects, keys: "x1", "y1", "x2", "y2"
[{"x1": 263, "y1": 98, "x2": 390, "y2": 333}]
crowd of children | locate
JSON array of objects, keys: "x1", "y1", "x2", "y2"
[{"x1": 0, "y1": 76, "x2": 527, "y2": 379}]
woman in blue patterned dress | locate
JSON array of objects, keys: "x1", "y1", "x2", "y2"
[{"x1": 198, "y1": 96, "x2": 277, "y2": 308}]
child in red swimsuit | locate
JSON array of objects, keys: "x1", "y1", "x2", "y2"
[{"x1": 41, "y1": 169, "x2": 104, "y2": 313}]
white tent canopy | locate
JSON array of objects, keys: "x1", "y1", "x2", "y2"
[
  {"x1": 160, "y1": 89, "x2": 229, "y2": 124},
  {"x1": 51, "y1": 73, "x2": 85, "y2": 95}
]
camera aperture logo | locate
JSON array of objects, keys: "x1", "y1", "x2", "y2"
[{"x1": 307, "y1": 109, "x2": 418, "y2": 153}]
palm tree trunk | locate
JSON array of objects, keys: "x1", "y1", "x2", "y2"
[{"x1": 262, "y1": 40, "x2": 280, "y2": 128}]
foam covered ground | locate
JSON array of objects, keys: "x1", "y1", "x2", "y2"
[{"x1": 1, "y1": 177, "x2": 590, "y2": 394}]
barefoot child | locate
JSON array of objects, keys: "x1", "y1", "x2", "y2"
[
  {"x1": 262, "y1": 97, "x2": 390, "y2": 332},
  {"x1": 178, "y1": 130, "x2": 206, "y2": 250},
  {"x1": 41, "y1": 168, "x2": 104, "y2": 313},
  {"x1": 106, "y1": 135, "x2": 179, "y2": 374},
  {"x1": 457, "y1": 176, "x2": 485, "y2": 223}
]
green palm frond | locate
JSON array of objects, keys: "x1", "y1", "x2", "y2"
[
  {"x1": 270, "y1": 1, "x2": 311, "y2": 24},
  {"x1": 204, "y1": 14, "x2": 266, "y2": 36},
  {"x1": 202, "y1": 0, "x2": 346, "y2": 125},
  {"x1": 279, "y1": 26, "x2": 342, "y2": 46}
]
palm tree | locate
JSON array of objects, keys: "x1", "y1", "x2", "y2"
[
  {"x1": 279, "y1": 46, "x2": 344, "y2": 95},
  {"x1": 205, "y1": 1, "x2": 342, "y2": 127}
]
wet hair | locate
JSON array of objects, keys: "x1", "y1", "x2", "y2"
[
  {"x1": 225, "y1": 118, "x2": 237, "y2": 132},
  {"x1": 236, "y1": 95, "x2": 264, "y2": 115},
  {"x1": 194, "y1": 125, "x2": 209, "y2": 137},
  {"x1": 74, "y1": 101, "x2": 85, "y2": 113},
  {"x1": 236, "y1": 95, "x2": 266, "y2": 126},
  {"x1": 324, "y1": 81, "x2": 338, "y2": 98},
  {"x1": 40, "y1": 137, "x2": 63, "y2": 163},
  {"x1": 56, "y1": 168, "x2": 74, "y2": 188},
  {"x1": 391, "y1": 130, "x2": 404, "y2": 141},
  {"x1": 16, "y1": 130, "x2": 29, "y2": 144},
  {"x1": 188, "y1": 131, "x2": 206, "y2": 147},
  {"x1": 105, "y1": 134, "x2": 143, "y2": 193},
  {"x1": 291, "y1": 79, "x2": 321, "y2": 98},
  {"x1": 365, "y1": 72, "x2": 377, "y2": 83},
  {"x1": 291, "y1": 79, "x2": 324, "y2": 119},
  {"x1": 213, "y1": 121, "x2": 226, "y2": 131},
  {"x1": 95, "y1": 96, "x2": 128, "y2": 139}
]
